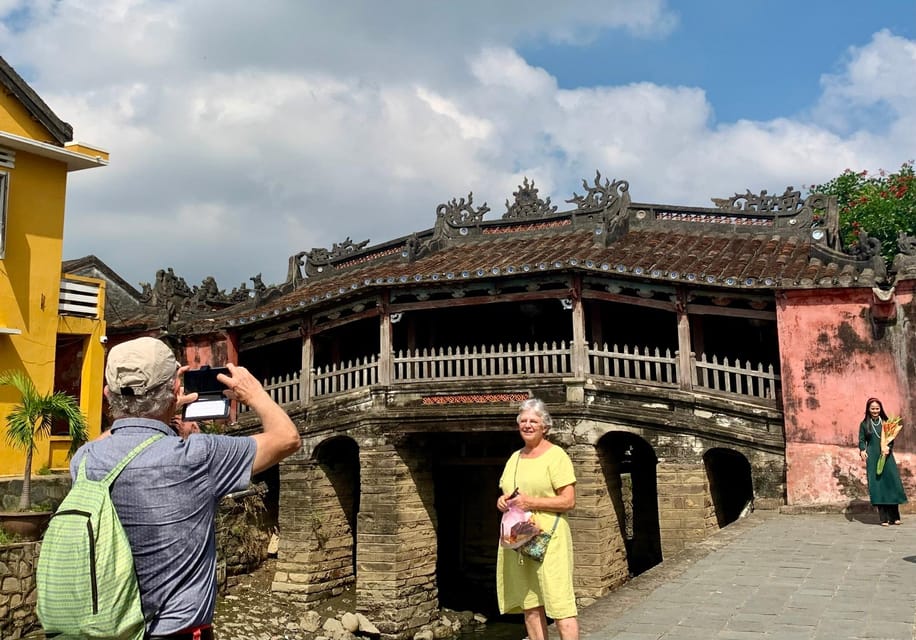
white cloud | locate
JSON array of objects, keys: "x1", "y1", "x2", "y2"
[{"x1": 0, "y1": 2, "x2": 910, "y2": 292}]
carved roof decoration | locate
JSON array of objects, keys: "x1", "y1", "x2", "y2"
[
  {"x1": 566, "y1": 172, "x2": 630, "y2": 213},
  {"x1": 304, "y1": 237, "x2": 371, "y2": 279},
  {"x1": 503, "y1": 177, "x2": 557, "y2": 220},
  {"x1": 104, "y1": 171, "x2": 916, "y2": 333}
]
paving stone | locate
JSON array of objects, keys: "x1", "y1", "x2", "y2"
[{"x1": 580, "y1": 511, "x2": 916, "y2": 639}]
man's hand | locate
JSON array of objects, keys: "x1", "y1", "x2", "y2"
[
  {"x1": 217, "y1": 363, "x2": 271, "y2": 409},
  {"x1": 175, "y1": 365, "x2": 199, "y2": 408},
  {"x1": 216, "y1": 363, "x2": 300, "y2": 474}
]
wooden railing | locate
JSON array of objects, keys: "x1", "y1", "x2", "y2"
[
  {"x1": 588, "y1": 343, "x2": 679, "y2": 386},
  {"x1": 239, "y1": 371, "x2": 301, "y2": 414},
  {"x1": 693, "y1": 353, "x2": 780, "y2": 400},
  {"x1": 245, "y1": 342, "x2": 780, "y2": 409},
  {"x1": 394, "y1": 341, "x2": 571, "y2": 382},
  {"x1": 314, "y1": 355, "x2": 379, "y2": 398}
]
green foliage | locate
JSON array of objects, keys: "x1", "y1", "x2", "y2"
[
  {"x1": 809, "y1": 161, "x2": 916, "y2": 265},
  {"x1": 0, "y1": 370, "x2": 89, "y2": 510},
  {"x1": 0, "y1": 528, "x2": 22, "y2": 544}
]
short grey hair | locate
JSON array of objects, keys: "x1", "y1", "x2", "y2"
[
  {"x1": 517, "y1": 398, "x2": 553, "y2": 431},
  {"x1": 107, "y1": 373, "x2": 177, "y2": 420}
]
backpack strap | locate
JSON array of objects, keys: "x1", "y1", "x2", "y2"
[{"x1": 100, "y1": 434, "x2": 165, "y2": 487}]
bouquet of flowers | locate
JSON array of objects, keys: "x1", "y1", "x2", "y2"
[{"x1": 877, "y1": 416, "x2": 904, "y2": 475}]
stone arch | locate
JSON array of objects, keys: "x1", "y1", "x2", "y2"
[
  {"x1": 703, "y1": 447, "x2": 754, "y2": 528},
  {"x1": 596, "y1": 431, "x2": 662, "y2": 577}
]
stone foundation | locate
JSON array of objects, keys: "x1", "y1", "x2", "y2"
[
  {"x1": 0, "y1": 541, "x2": 40, "y2": 639},
  {"x1": 0, "y1": 475, "x2": 71, "y2": 511}
]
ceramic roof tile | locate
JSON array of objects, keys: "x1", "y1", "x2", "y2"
[{"x1": 226, "y1": 224, "x2": 869, "y2": 326}]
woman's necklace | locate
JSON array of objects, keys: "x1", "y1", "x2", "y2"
[{"x1": 871, "y1": 417, "x2": 882, "y2": 427}]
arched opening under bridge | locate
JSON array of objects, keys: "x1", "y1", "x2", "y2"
[
  {"x1": 704, "y1": 448, "x2": 754, "y2": 528},
  {"x1": 597, "y1": 432, "x2": 662, "y2": 577}
]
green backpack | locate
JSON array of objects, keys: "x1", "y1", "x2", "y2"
[{"x1": 37, "y1": 434, "x2": 163, "y2": 640}]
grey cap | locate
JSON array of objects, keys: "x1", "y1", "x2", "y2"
[{"x1": 105, "y1": 337, "x2": 178, "y2": 396}]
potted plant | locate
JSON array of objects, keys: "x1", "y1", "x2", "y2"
[{"x1": 0, "y1": 370, "x2": 88, "y2": 540}]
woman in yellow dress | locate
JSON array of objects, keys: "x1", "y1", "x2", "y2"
[{"x1": 496, "y1": 398, "x2": 578, "y2": 640}]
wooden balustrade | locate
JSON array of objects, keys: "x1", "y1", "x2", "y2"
[
  {"x1": 692, "y1": 353, "x2": 780, "y2": 400},
  {"x1": 238, "y1": 371, "x2": 301, "y2": 414},
  {"x1": 588, "y1": 343, "x2": 679, "y2": 386},
  {"x1": 242, "y1": 342, "x2": 780, "y2": 409},
  {"x1": 313, "y1": 355, "x2": 379, "y2": 397},
  {"x1": 393, "y1": 341, "x2": 571, "y2": 381}
]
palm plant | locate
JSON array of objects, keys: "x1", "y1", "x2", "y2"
[{"x1": 0, "y1": 370, "x2": 88, "y2": 511}]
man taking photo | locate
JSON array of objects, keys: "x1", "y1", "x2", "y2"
[{"x1": 70, "y1": 336, "x2": 300, "y2": 639}]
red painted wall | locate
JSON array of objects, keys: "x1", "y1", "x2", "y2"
[{"x1": 778, "y1": 280, "x2": 916, "y2": 505}]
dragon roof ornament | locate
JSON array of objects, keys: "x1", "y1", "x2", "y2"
[
  {"x1": 422, "y1": 192, "x2": 491, "y2": 254},
  {"x1": 503, "y1": 177, "x2": 557, "y2": 220},
  {"x1": 305, "y1": 237, "x2": 371, "y2": 278},
  {"x1": 566, "y1": 171, "x2": 630, "y2": 213}
]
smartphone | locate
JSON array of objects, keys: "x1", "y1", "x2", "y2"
[
  {"x1": 182, "y1": 366, "x2": 230, "y2": 420},
  {"x1": 183, "y1": 366, "x2": 229, "y2": 395}
]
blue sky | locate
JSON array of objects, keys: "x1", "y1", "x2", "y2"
[
  {"x1": 0, "y1": 1, "x2": 912, "y2": 290},
  {"x1": 522, "y1": 1, "x2": 915, "y2": 124}
]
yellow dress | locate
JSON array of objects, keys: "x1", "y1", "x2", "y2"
[{"x1": 496, "y1": 445, "x2": 577, "y2": 620}]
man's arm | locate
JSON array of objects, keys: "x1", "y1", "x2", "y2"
[{"x1": 217, "y1": 364, "x2": 301, "y2": 474}]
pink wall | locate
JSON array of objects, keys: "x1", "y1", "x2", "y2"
[{"x1": 777, "y1": 280, "x2": 916, "y2": 505}]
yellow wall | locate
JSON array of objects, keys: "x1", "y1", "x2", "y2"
[
  {"x1": 0, "y1": 91, "x2": 59, "y2": 143},
  {"x1": 0, "y1": 90, "x2": 107, "y2": 477}
]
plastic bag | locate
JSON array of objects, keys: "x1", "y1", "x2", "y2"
[{"x1": 499, "y1": 505, "x2": 541, "y2": 549}]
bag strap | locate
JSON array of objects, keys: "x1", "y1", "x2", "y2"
[
  {"x1": 514, "y1": 449, "x2": 562, "y2": 533},
  {"x1": 101, "y1": 434, "x2": 165, "y2": 487}
]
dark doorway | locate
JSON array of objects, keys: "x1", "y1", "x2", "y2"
[
  {"x1": 598, "y1": 432, "x2": 662, "y2": 577},
  {"x1": 704, "y1": 448, "x2": 753, "y2": 528},
  {"x1": 52, "y1": 335, "x2": 86, "y2": 435},
  {"x1": 430, "y1": 431, "x2": 520, "y2": 616}
]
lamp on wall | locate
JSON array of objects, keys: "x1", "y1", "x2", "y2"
[
  {"x1": 560, "y1": 298, "x2": 573, "y2": 311},
  {"x1": 390, "y1": 312, "x2": 403, "y2": 324}
]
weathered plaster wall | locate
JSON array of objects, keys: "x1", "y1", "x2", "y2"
[{"x1": 778, "y1": 281, "x2": 915, "y2": 505}]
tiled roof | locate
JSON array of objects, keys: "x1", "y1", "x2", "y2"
[
  {"x1": 105, "y1": 182, "x2": 887, "y2": 333},
  {"x1": 224, "y1": 224, "x2": 874, "y2": 327}
]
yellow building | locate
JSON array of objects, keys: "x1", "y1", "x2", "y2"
[{"x1": 0, "y1": 56, "x2": 108, "y2": 476}]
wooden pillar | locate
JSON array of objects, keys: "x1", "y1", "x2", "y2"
[
  {"x1": 570, "y1": 276, "x2": 587, "y2": 378},
  {"x1": 676, "y1": 291, "x2": 694, "y2": 390},
  {"x1": 300, "y1": 321, "x2": 313, "y2": 407},
  {"x1": 378, "y1": 293, "x2": 392, "y2": 386}
]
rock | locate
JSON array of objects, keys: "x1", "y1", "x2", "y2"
[
  {"x1": 413, "y1": 629, "x2": 434, "y2": 640},
  {"x1": 473, "y1": 612, "x2": 487, "y2": 625},
  {"x1": 323, "y1": 617, "x2": 345, "y2": 633},
  {"x1": 300, "y1": 610, "x2": 323, "y2": 632},
  {"x1": 341, "y1": 612, "x2": 359, "y2": 633},
  {"x1": 267, "y1": 533, "x2": 279, "y2": 555},
  {"x1": 356, "y1": 612, "x2": 380, "y2": 635}
]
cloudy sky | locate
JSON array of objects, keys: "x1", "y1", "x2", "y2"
[{"x1": 1, "y1": 1, "x2": 914, "y2": 292}]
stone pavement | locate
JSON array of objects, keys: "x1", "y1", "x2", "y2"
[{"x1": 579, "y1": 510, "x2": 916, "y2": 640}]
